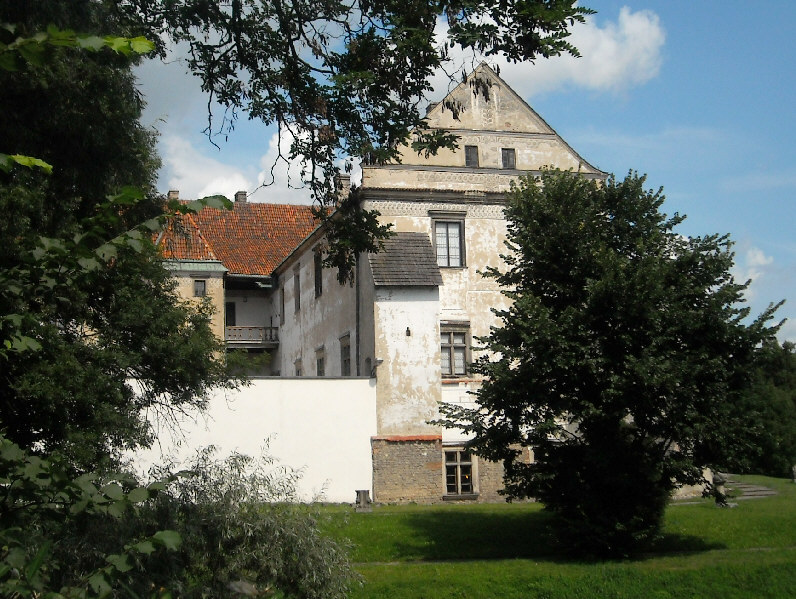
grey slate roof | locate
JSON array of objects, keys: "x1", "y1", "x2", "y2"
[{"x1": 369, "y1": 232, "x2": 443, "y2": 287}]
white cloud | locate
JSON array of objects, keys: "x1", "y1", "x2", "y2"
[
  {"x1": 431, "y1": 7, "x2": 665, "y2": 98},
  {"x1": 732, "y1": 245, "x2": 774, "y2": 301},
  {"x1": 162, "y1": 135, "x2": 253, "y2": 200}
]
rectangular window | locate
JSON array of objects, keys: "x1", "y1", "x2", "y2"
[
  {"x1": 464, "y1": 145, "x2": 479, "y2": 167},
  {"x1": 501, "y1": 148, "x2": 516, "y2": 169},
  {"x1": 445, "y1": 449, "x2": 474, "y2": 496},
  {"x1": 315, "y1": 347, "x2": 325, "y2": 377},
  {"x1": 225, "y1": 302, "x2": 236, "y2": 327},
  {"x1": 435, "y1": 221, "x2": 464, "y2": 267},
  {"x1": 314, "y1": 250, "x2": 323, "y2": 297},
  {"x1": 193, "y1": 279, "x2": 206, "y2": 297},
  {"x1": 294, "y1": 359, "x2": 302, "y2": 377},
  {"x1": 340, "y1": 334, "x2": 351, "y2": 376},
  {"x1": 293, "y1": 267, "x2": 301, "y2": 313},
  {"x1": 441, "y1": 326, "x2": 468, "y2": 376}
]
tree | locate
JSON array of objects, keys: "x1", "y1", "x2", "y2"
[
  {"x1": 0, "y1": 2, "x2": 238, "y2": 470},
  {"x1": 732, "y1": 340, "x2": 796, "y2": 477},
  {"x1": 441, "y1": 170, "x2": 781, "y2": 557}
]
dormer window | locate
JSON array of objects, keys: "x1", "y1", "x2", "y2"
[{"x1": 465, "y1": 145, "x2": 479, "y2": 167}]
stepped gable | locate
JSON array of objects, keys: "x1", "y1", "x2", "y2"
[{"x1": 190, "y1": 202, "x2": 319, "y2": 275}]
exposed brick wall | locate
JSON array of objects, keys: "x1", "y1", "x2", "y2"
[
  {"x1": 372, "y1": 437, "x2": 534, "y2": 504},
  {"x1": 372, "y1": 436, "x2": 443, "y2": 503}
]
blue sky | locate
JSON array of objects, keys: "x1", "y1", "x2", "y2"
[{"x1": 137, "y1": 2, "x2": 795, "y2": 341}]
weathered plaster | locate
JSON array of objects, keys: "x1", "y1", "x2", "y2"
[{"x1": 372, "y1": 287, "x2": 442, "y2": 435}]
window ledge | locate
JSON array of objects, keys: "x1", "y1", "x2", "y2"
[{"x1": 443, "y1": 493, "x2": 480, "y2": 501}]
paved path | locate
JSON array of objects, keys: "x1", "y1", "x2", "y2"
[{"x1": 726, "y1": 477, "x2": 778, "y2": 500}]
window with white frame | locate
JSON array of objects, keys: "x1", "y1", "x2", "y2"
[
  {"x1": 445, "y1": 449, "x2": 475, "y2": 496},
  {"x1": 193, "y1": 279, "x2": 206, "y2": 297},
  {"x1": 441, "y1": 325, "x2": 468, "y2": 376},
  {"x1": 435, "y1": 221, "x2": 464, "y2": 267}
]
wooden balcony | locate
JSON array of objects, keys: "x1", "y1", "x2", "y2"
[{"x1": 225, "y1": 326, "x2": 279, "y2": 347}]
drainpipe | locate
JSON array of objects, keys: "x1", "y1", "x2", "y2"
[{"x1": 355, "y1": 253, "x2": 361, "y2": 376}]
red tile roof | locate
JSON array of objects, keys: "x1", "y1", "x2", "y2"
[
  {"x1": 158, "y1": 202, "x2": 319, "y2": 275},
  {"x1": 158, "y1": 213, "x2": 218, "y2": 261}
]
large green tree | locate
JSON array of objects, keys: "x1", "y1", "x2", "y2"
[
  {"x1": 0, "y1": 2, "x2": 237, "y2": 469},
  {"x1": 441, "y1": 170, "x2": 781, "y2": 557}
]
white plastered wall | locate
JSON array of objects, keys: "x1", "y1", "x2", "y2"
[{"x1": 134, "y1": 377, "x2": 377, "y2": 502}]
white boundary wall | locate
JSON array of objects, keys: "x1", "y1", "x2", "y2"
[{"x1": 135, "y1": 377, "x2": 377, "y2": 503}]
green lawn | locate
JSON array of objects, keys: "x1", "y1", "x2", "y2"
[{"x1": 320, "y1": 476, "x2": 796, "y2": 598}]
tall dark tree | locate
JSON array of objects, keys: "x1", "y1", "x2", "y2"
[
  {"x1": 0, "y1": 2, "x2": 237, "y2": 469},
  {"x1": 441, "y1": 170, "x2": 781, "y2": 557},
  {"x1": 731, "y1": 340, "x2": 796, "y2": 477}
]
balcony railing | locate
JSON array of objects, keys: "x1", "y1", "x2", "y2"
[{"x1": 225, "y1": 326, "x2": 279, "y2": 345}]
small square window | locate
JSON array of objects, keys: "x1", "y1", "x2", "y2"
[
  {"x1": 193, "y1": 279, "x2": 206, "y2": 297},
  {"x1": 465, "y1": 145, "x2": 479, "y2": 167},
  {"x1": 501, "y1": 148, "x2": 516, "y2": 169}
]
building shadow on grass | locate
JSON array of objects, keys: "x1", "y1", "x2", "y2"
[{"x1": 395, "y1": 507, "x2": 724, "y2": 563}]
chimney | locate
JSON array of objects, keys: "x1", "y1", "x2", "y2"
[
  {"x1": 336, "y1": 174, "x2": 351, "y2": 201},
  {"x1": 167, "y1": 190, "x2": 179, "y2": 200},
  {"x1": 235, "y1": 190, "x2": 247, "y2": 203}
]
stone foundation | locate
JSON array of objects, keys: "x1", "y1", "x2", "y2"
[{"x1": 371, "y1": 436, "x2": 530, "y2": 503}]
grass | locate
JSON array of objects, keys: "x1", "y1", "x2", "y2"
[{"x1": 319, "y1": 476, "x2": 796, "y2": 598}]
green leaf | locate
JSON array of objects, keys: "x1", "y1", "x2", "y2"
[
  {"x1": 126, "y1": 486, "x2": 150, "y2": 503},
  {"x1": 17, "y1": 42, "x2": 45, "y2": 66},
  {"x1": 6, "y1": 154, "x2": 53, "y2": 174},
  {"x1": 76, "y1": 35, "x2": 106, "y2": 51},
  {"x1": 130, "y1": 540, "x2": 156, "y2": 555},
  {"x1": 152, "y1": 530, "x2": 182, "y2": 551},
  {"x1": 101, "y1": 482, "x2": 124, "y2": 500},
  {"x1": 106, "y1": 553, "x2": 133, "y2": 573},
  {"x1": 88, "y1": 571, "x2": 112, "y2": 595},
  {"x1": 129, "y1": 36, "x2": 155, "y2": 54}
]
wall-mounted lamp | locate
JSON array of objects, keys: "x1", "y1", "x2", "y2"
[
  {"x1": 370, "y1": 358, "x2": 384, "y2": 378},
  {"x1": 406, "y1": 327, "x2": 411, "y2": 336}
]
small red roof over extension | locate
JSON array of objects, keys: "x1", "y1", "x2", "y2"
[{"x1": 158, "y1": 202, "x2": 318, "y2": 276}]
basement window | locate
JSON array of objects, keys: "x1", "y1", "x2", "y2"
[{"x1": 444, "y1": 449, "x2": 477, "y2": 498}]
